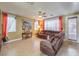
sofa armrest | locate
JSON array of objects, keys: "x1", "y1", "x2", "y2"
[
  {"x1": 40, "y1": 40, "x2": 52, "y2": 49},
  {"x1": 40, "y1": 40, "x2": 55, "y2": 56}
]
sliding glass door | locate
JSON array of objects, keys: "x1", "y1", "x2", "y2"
[{"x1": 68, "y1": 17, "x2": 77, "y2": 40}]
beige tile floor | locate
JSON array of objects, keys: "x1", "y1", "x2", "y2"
[
  {"x1": 0, "y1": 37, "x2": 79, "y2": 56},
  {"x1": 0, "y1": 37, "x2": 46, "y2": 56},
  {"x1": 56, "y1": 40, "x2": 79, "y2": 56}
]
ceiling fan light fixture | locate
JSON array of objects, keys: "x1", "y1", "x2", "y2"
[{"x1": 39, "y1": 15, "x2": 42, "y2": 18}]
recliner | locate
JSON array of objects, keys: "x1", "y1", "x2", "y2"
[{"x1": 40, "y1": 31, "x2": 64, "y2": 56}]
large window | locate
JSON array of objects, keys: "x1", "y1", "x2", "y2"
[
  {"x1": 44, "y1": 17, "x2": 59, "y2": 31},
  {"x1": 34, "y1": 20, "x2": 38, "y2": 30},
  {"x1": 7, "y1": 14, "x2": 16, "y2": 32}
]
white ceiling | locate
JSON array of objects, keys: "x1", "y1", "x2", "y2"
[{"x1": 0, "y1": 2, "x2": 79, "y2": 19}]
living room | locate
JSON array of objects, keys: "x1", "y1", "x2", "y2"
[{"x1": 0, "y1": 2, "x2": 79, "y2": 56}]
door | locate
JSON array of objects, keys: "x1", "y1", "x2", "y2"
[{"x1": 68, "y1": 17, "x2": 77, "y2": 41}]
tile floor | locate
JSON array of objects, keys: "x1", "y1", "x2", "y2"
[
  {"x1": 0, "y1": 37, "x2": 79, "y2": 56},
  {"x1": 56, "y1": 40, "x2": 79, "y2": 56}
]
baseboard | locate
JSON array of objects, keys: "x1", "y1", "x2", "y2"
[{"x1": 5, "y1": 38, "x2": 22, "y2": 44}]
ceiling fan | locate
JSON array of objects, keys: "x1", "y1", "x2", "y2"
[{"x1": 37, "y1": 11, "x2": 47, "y2": 17}]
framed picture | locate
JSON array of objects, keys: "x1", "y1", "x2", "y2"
[{"x1": 22, "y1": 20, "x2": 32, "y2": 32}]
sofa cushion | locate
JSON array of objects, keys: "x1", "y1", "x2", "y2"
[
  {"x1": 40, "y1": 40, "x2": 53, "y2": 49},
  {"x1": 51, "y1": 37, "x2": 59, "y2": 46},
  {"x1": 53, "y1": 39, "x2": 62, "y2": 51},
  {"x1": 47, "y1": 36, "x2": 54, "y2": 42}
]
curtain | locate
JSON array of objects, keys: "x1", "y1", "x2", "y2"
[
  {"x1": 59, "y1": 16, "x2": 63, "y2": 32},
  {"x1": 38, "y1": 20, "x2": 44, "y2": 31},
  {"x1": 2, "y1": 12, "x2": 7, "y2": 37},
  {"x1": 2, "y1": 13, "x2": 16, "y2": 37}
]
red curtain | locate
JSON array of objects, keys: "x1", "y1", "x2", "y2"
[
  {"x1": 59, "y1": 16, "x2": 63, "y2": 32},
  {"x1": 2, "y1": 12, "x2": 8, "y2": 37}
]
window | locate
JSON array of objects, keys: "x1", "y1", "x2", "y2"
[
  {"x1": 7, "y1": 14, "x2": 16, "y2": 32},
  {"x1": 44, "y1": 17, "x2": 59, "y2": 31},
  {"x1": 34, "y1": 20, "x2": 38, "y2": 30}
]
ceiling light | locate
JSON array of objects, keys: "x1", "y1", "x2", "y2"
[{"x1": 39, "y1": 16, "x2": 42, "y2": 18}]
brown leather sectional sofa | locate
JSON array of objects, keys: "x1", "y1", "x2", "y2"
[
  {"x1": 37, "y1": 30, "x2": 54, "y2": 39},
  {"x1": 37, "y1": 30, "x2": 64, "y2": 56}
]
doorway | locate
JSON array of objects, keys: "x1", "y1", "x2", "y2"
[{"x1": 68, "y1": 17, "x2": 77, "y2": 41}]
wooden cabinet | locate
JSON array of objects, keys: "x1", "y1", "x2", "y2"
[
  {"x1": 22, "y1": 32, "x2": 32, "y2": 39},
  {"x1": 22, "y1": 20, "x2": 32, "y2": 39}
]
